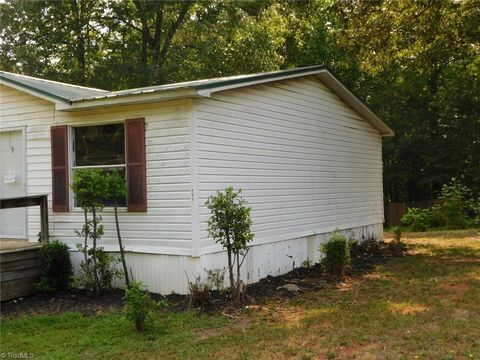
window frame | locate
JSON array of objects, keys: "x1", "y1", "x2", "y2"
[{"x1": 69, "y1": 122, "x2": 127, "y2": 211}]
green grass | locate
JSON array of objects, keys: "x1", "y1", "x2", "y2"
[{"x1": 2, "y1": 229, "x2": 480, "y2": 359}]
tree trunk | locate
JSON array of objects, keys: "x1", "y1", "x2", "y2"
[
  {"x1": 226, "y1": 235, "x2": 236, "y2": 304},
  {"x1": 71, "y1": 0, "x2": 87, "y2": 85},
  {"x1": 114, "y1": 199, "x2": 130, "y2": 286},
  {"x1": 92, "y1": 207, "x2": 99, "y2": 292},
  {"x1": 151, "y1": 2, "x2": 164, "y2": 63},
  {"x1": 155, "y1": 2, "x2": 192, "y2": 70},
  {"x1": 236, "y1": 251, "x2": 241, "y2": 301},
  {"x1": 83, "y1": 209, "x2": 89, "y2": 270}
]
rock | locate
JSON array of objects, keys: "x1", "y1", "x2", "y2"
[{"x1": 276, "y1": 283, "x2": 302, "y2": 293}]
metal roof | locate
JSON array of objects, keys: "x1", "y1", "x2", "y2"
[
  {"x1": 0, "y1": 65, "x2": 393, "y2": 136},
  {"x1": 0, "y1": 71, "x2": 107, "y2": 103},
  {"x1": 0, "y1": 65, "x2": 326, "y2": 103}
]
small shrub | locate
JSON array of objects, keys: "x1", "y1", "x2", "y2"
[
  {"x1": 433, "y1": 178, "x2": 473, "y2": 229},
  {"x1": 206, "y1": 268, "x2": 226, "y2": 292},
  {"x1": 124, "y1": 281, "x2": 155, "y2": 332},
  {"x1": 73, "y1": 247, "x2": 122, "y2": 292},
  {"x1": 320, "y1": 230, "x2": 351, "y2": 277},
  {"x1": 347, "y1": 238, "x2": 359, "y2": 251},
  {"x1": 205, "y1": 186, "x2": 254, "y2": 305},
  {"x1": 302, "y1": 258, "x2": 313, "y2": 268},
  {"x1": 96, "y1": 248, "x2": 123, "y2": 290},
  {"x1": 37, "y1": 240, "x2": 72, "y2": 293},
  {"x1": 187, "y1": 275, "x2": 210, "y2": 308},
  {"x1": 386, "y1": 238, "x2": 408, "y2": 256},
  {"x1": 358, "y1": 236, "x2": 382, "y2": 257},
  {"x1": 470, "y1": 196, "x2": 480, "y2": 226},
  {"x1": 401, "y1": 207, "x2": 432, "y2": 231},
  {"x1": 392, "y1": 226, "x2": 402, "y2": 242}
]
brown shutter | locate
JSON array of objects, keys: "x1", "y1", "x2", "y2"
[
  {"x1": 125, "y1": 118, "x2": 147, "y2": 212},
  {"x1": 51, "y1": 125, "x2": 69, "y2": 212}
]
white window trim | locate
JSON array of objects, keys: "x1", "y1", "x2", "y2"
[{"x1": 69, "y1": 124, "x2": 128, "y2": 212}]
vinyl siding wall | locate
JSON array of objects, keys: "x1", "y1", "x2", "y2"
[
  {"x1": 195, "y1": 76, "x2": 384, "y2": 255},
  {"x1": 0, "y1": 84, "x2": 193, "y2": 255}
]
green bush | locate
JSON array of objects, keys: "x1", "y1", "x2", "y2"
[
  {"x1": 206, "y1": 268, "x2": 226, "y2": 292},
  {"x1": 433, "y1": 178, "x2": 473, "y2": 229},
  {"x1": 73, "y1": 247, "x2": 122, "y2": 292},
  {"x1": 37, "y1": 240, "x2": 72, "y2": 293},
  {"x1": 470, "y1": 196, "x2": 480, "y2": 226},
  {"x1": 205, "y1": 186, "x2": 254, "y2": 305},
  {"x1": 124, "y1": 281, "x2": 155, "y2": 332},
  {"x1": 320, "y1": 230, "x2": 351, "y2": 277},
  {"x1": 401, "y1": 207, "x2": 432, "y2": 231},
  {"x1": 392, "y1": 226, "x2": 402, "y2": 242},
  {"x1": 187, "y1": 277, "x2": 211, "y2": 308}
]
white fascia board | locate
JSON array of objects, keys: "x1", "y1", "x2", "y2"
[
  {"x1": 196, "y1": 68, "x2": 328, "y2": 97},
  {"x1": 0, "y1": 79, "x2": 67, "y2": 108},
  {"x1": 316, "y1": 71, "x2": 394, "y2": 137},
  {"x1": 56, "y1": 88, "x2": 198, "y2": 111}
]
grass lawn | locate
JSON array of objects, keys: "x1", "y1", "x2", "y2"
[{"x1": 1, "y1": 229, "x2": 479, "y2": 359}]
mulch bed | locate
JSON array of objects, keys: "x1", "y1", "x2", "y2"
[{"x1": 0, "y1": 240, "x2": 405, "y2": 318}]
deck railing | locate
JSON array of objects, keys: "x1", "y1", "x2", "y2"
[{"x1": 0, "y1": 195, "x2": 49, "y2": 242}]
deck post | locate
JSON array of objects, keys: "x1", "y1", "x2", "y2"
[{"x1": 39, "y1": 195, "x2": 49, "y2": 243}]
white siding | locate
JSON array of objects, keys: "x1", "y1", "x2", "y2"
[
  {"x1": 195, "y1": 76, "x2": 384, "y2": 254},
  {"x1": 0, "y1": 85, "x2": 193, "y2": 255}
]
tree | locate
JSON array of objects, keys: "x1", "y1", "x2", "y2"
[
  {"x1": 0, "y1": 0, "x2": 106, "y2": 85},
  {"x1": 323, "y1": 0, "x2": 480, "y2": 201},
  {"x1": 105, "y1": 171, "x2": 130, "y2": 286},
  {"x1": 206, "y1": 187, "x2": 253, "y2": 305},
  {"x1": 1, "y1": 0, "x2": 478, "y2": 203},
  {"x1": 71, "y1": 169, "x2": 107, "y2": 292}
]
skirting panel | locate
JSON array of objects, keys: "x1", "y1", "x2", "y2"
[{"x1": 70, "y1": 223, "x2": 383, "y2": 294}]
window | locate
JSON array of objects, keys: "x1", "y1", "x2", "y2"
[
  {"x1": 74, "y1": 124, "x2": 125, "y2": 167},
  {"x1": 72, "y1": 123, "x2": 126, "y2": 207},
  {"x1": 51, "y1": 118, "x2": 146, "y2": 213}
]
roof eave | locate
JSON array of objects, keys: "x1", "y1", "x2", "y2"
[
  {"x1": 0, "y1": 78, "x2": 71, "y2": 106},
  {"x1": 315, "y1": 71, "x2": 394, "y2": 137},
  {"x1": 196, "y1": 65, "x2": 326, "y2": 96},
  {"x1": 56, "y1": 88, "x2": 198, "y2": 111}
]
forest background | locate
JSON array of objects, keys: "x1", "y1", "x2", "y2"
[{"x1": 1, "y1": 0, "x2": 478, "y2": 203}]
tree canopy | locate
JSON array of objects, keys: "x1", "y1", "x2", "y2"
[{"x1": 1, "y1": 0, "x2": 478, "y2": 202}]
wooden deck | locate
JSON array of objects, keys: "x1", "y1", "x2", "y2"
[
  {"x1": 1, "y1": 239, "x2": 42, "y2": 301},
  {"x1": 0, "y1": 239, "x2": 41, "y2": 252}
]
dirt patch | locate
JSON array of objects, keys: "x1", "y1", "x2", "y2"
[
  {"x1": 452, "y1": 308, "x2": 469, "y2": 320},
  {"x1": 435, "y1": 282, "x2": 471, "y2": 301},
  {"x1": 196, "y1": 317, "x2": 251, "y2": 340},
  {"x1": 389, "y1": 302, "x2": 428, "y2": 315},
  {"x1": 1, "y1": 238, "x2": 405, "y2": 319},
  {"x1": 438, "y1": 282, "x2": 470, "y2": 292}
]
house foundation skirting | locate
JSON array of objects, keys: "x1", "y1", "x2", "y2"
[{"x1": 70, "y1": 223, "x2": 383, "y2": 294}]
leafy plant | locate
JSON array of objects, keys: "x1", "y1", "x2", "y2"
[
  {"x1": 71, "y1": 169, "x2": 108, "y2": 292},
  {"x1": 96, "y1": 248, "x2": 123, "y2": 290},
  {"x1": 470, "y1": 196, "x2": 480, "y2": 226},
  {"x1": 392, "y1": 226, "x2": 402, "y2": 242},
  {"x1": 401, "y1": 207, "x2": 432, "y2": 232},
  {"x1": 124, "y1": 281, "x2": 156, "y2": 332},
  {"x1": 73, "y1": 247, "x2": 122, "y2": 292},
  {"x1": 36, "y1": 240, "x2": 72, "y2": 293},
  {"x1": 205, "y1": 187, "x2": 254, "y2": 305},
  {"x1": 187, "y1": 275, "x2": 210, "y2": 309},
  {"x1": 433, "y1": 178, "x2": 473, "y2": 229},
  {"x1": 206, "y1": 268, "x2": 226, "y2": 292},
  {"x1": 302, "y1": 258, "x2": 312, "y2": 269},
  {"x1": 320, "y1": 230, "x2": 351, "y2": 278}
]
